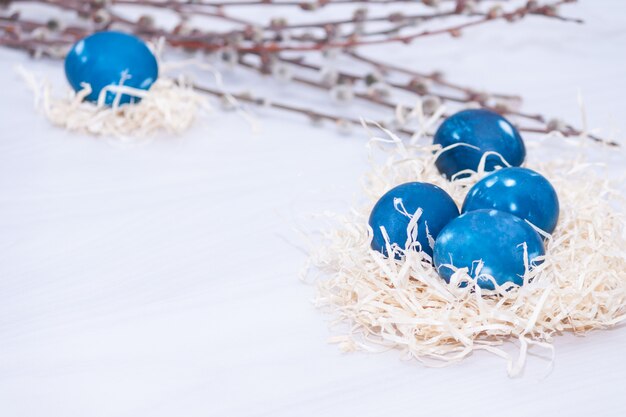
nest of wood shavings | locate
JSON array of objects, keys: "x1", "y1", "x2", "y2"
[
  {"x1": 17, "y1": 65, "x2": 211, "y2": 139},
  {"x1": 308, "y1": 126, "x2": 626, "y2": 377}
]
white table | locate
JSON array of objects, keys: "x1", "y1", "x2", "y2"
[{"x1": 1, "y1": 2, "x2": 625, "y2": 416}]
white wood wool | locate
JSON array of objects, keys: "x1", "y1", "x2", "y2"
[
  {"x1": 309, "y1": 125, "x2": 626, "y2": 377},
  {"x1": 17, "y1": 65, "x2": 211, "y2": 139}
]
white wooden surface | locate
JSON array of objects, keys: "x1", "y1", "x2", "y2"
[{"x1": 1, "y1": 2, "x2": 625, "y2": 416}]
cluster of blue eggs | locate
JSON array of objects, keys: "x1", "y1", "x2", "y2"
[
  {"x1": 64, "y1": 31, "x2": 159, "y2": 106},
  {"x1": 369, "y1": 109, "x2": 560, "y2": 290}
]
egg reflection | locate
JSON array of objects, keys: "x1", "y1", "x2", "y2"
[
  {"x1": 433, "y1": 109, "x2": 526, "y2": 179},
  {"x1": 462, "y1": 167, "x2": 560, "y2": 234},
  {"x1": 433, "y1": 209, "x2": 545, "y2": 289},
  {"x1": 64, "y1": 31, "x2": 159, "y2": 105},
  {"x1": 369, "y1": 182, "x2": 460, "y2": 258}
]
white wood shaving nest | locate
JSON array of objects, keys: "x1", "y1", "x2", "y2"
[
  {"x1": 17, "y1": 65, "x2": 211, "y2": 139},
  {"x1": 307, "y1": 122, "x2": 626, "y2": 377}
]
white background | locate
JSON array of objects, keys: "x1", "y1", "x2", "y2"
[{"x1": 1, "y1": 1, "x2": 626, "y2": 416}]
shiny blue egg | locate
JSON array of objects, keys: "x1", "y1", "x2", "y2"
[
  {"x1": 433, "y1": 109, "x2": 526, "y2": 179},
  {"x1": 369, "y1": 182, "x2": 459, "y2": 258},
  {"x1": 433, "y1": 209, "x2": 544, "y2": 290},
  {"x1": 65, "y1": 31, "x2": 159, "y2": 106},
  {"x1": 463, "y1": 167, "x2": 560, "y2": 234}
]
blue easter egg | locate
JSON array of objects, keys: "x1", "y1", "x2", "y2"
[
  {"x1": 463, "y1": 167, "x2": 560, "y2": 234},
  {"x1": 65, "y1": 31, "x2": 159, "y2": 106},
  {"x1": 433, "y1": 209, "x2": 544, "y2": 290},
  {"x1": 369, "y1": 182, "x2": 459, "y2": 258},
  {"x1": 433, "y1": 109, "x2": 526, "y2": 179}
]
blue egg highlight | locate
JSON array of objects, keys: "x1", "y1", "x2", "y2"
[
  {"x1": 65, "y1": 31, "x2": 159, "y2": 106},
  {"x1": 369, "y1": 182, "x2": 459, "y2": 258},
  {"x1": 433, "y1": 209, "x2": 544, "y2": 290},
  {"x1": 462, "y1": 167, "x2": 560, "y2": 234},
  {"x1": 433, "y1": 109, "x2": 526, "y2": 179}
]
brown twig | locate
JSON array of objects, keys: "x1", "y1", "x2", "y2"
[
  {"x1": 112, "y1": 0, "x2": 489, "y2": 9},
  {"x1": 193, "y1": 83, "x2": 416, "y2": 136},
  {"x1": 1, "y1": 0, "x2": 614, "y2": 146}
]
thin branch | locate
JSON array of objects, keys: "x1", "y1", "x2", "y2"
[
  {"x1": 193, "y1": 82, "x2": 416, "y2": 136},
  {"x1": 2, "y1": 0, "x2": 613, "y2": 146}
]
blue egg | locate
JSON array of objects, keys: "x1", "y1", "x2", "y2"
[
  {"x1": 462, "y1": 167, "x2": 560, "y2": 234},
  {"x1": 369, "y1": 182, "x2": 459, "y2": 258},
  {"x1": 433, "y1": 209, "x2": 544, "y2": 290},
  {"x1": 65, "y1": 31, "x2": 159, "y2": 106},
  {"x1": 433, "y1": 109, "x2": 526, "y2": 179}
]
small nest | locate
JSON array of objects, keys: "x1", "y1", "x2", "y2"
[
  {"x1": 18, "y1": 66, "x2": 211, "y2": 139},
  {"x1": 308, "y1": 125, "x2": 626, "y2": 377}
]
